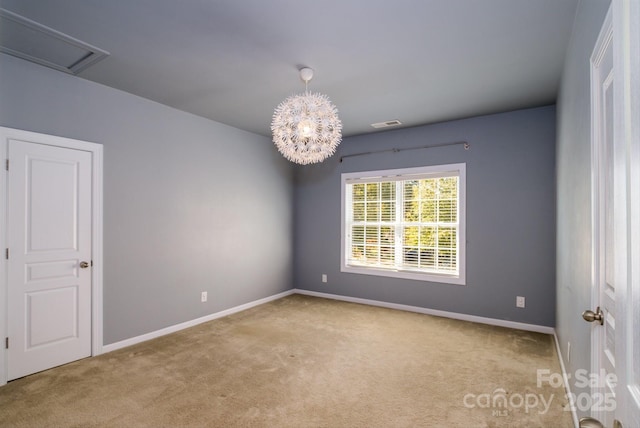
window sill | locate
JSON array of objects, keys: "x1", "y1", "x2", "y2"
[{"x1": 341, "y1": 264, "x2": 466, "y2": 285}]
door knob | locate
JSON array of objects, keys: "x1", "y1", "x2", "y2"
[
  {"x1": 582, "y1": 306, "x2": 604, "y2": 325},
  {"x1": 579, "y1": 416, "x2": 624, "y2": 428},
  {"x1": 79, "y1": 261, "x2": 90, "y2": 269},
  {"x1": 579, "y1": 417, "x2": 604, "y2": 428}
]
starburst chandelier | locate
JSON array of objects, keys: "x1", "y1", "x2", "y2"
[{"x1": 271, "y1": 67, "x2": 342, "y2": 165}]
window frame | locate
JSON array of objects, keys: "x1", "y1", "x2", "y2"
[{"x1": 340, "y1": 163, "x2": 466, "y2": 285}]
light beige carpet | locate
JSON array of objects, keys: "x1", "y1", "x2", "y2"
[{"x1": 0, "y1": 294, "x2": 573, "y2": 427}]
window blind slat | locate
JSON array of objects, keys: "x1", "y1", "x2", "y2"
[{"x1": 345, "y1": 170, "x2": 459, "y2": 185}]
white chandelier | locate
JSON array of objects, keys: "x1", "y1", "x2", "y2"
[{"x1": 271, "y1": 67, "x2": 342, "y2": 165}]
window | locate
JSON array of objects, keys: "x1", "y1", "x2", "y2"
[{"x1": 341, "y1": 163, "x2": 465, "y2": 284}]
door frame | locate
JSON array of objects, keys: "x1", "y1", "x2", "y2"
[
  {"x1": 0, "y1": 126, "x2": 104, "y2": 386},
  {"x1": 614, "y1": 0, "x2": 640, "y2": 424}
]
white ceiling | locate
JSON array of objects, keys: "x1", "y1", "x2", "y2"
[{"x1": 0, "y1": 0, "x2": 579, "y2": 137}]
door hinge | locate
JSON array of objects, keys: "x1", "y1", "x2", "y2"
[
  {"x1": 5, "y1": 159, "x2": 8, "y2": 171},
  {"x1": 5, "y1": 337, "x2": 7, "y2": 349},
  {"x1": 5, "y1": 248, "x2": 8, "y2": 260}
]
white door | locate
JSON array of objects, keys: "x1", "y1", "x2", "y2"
[
  {"x1": 6, "y1": 139, "x2": 93, "y2": 380},
  {"x1": 588, "y1": 2, "x2": 640, "y2": 427},
  {"x1": 590, "y1": 9, "x2": 616, "y2": 427}
]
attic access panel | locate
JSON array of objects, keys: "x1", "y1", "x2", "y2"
[{"x1": 0, "y1": 8, "x2": 109, "y2": 74}]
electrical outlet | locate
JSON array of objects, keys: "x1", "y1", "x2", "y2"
[
  {"x1": 516, "y1": 296, "x2": 525, "y2": 308},
  {"x1": 201, "y1": 291, "x2": 208, "y2": 303},
  {"x1": 322, "y1": 274, "x2": 327, "y2": 283}
]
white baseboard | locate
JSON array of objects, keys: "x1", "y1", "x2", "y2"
[
  {"x1": 553, "y1": 332, "x2": 579, "y2": 428},
  {"x1": 101, "y1": 289, "x2": 295, "y2": 354},
  {"x1": 294, "y1": 289, "x2": 555, "y2": 334},
  {"x1": 101, "y1": 287, "x2": 555, "y2": 356}
]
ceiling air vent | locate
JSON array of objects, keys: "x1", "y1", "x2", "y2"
[
  {"x1": 0, "y1": 8, "x2": 109, "y2": 75},
  {"x1": 371, "y1": 120, "x2": 402, "y2": 129}
]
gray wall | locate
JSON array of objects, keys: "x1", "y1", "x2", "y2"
[
  {"x1": 555, "y1": 0, "x2": 610, "y2": 418},
  {"x1": 294, "y1": 106, "x2": 557, "y2": 326},
  {"x1": 0, "y1": 53, "x2": 293, "y2": 345}
]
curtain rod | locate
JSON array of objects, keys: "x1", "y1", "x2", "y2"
[{"x1": 339, "y1": 140, "x2": 469, "y2": 163}]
